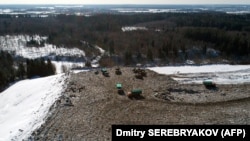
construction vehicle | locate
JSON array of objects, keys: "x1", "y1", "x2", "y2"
[
  {"x1": 116, "y1": 83, "x2": 124, "y2": 95},
  {"x1": 203, "y1": 79, "x2": 216, "y2": 89},
  {"x1": 101, "y1": 68, "x2": 109, "y2": 77},
  {"x1": 127, "y1": 89, "x2": 142, "y2": 98},
  {"x1": 133, "y1": 68, "x2": 147, "y2": 79},
  {"x1": 115, "y1": 67, "x2": 122, "y2": 75}
]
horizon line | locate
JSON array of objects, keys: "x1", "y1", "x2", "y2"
[{"x1": 0, "y1": 3, "x2": 250, "y2": 5}]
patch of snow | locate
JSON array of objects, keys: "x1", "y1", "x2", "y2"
[
  {"x1": 148, "y1": 9, "x2": 178, "y2": 13},
  {"x1": 71, "y1": 69, "x2": 90, "y2": 74},
  {"x1": 113, "y1": 8, "x2": 181, "y2": 13},
  {"x1": 185, "y1": 60, "x2": 195, "y2": 65},
  {"x1": 226, "y1": 11, "x2": 250, "y2": 14},
  {"x1": 36, "y1": 7, "x2": 55, "y2": 10},
  {"x1": 95, "y1": 45, "x2": 105, "y2": 54},
  {"x1": 0, "y1": 35, "x2": 105, "y2": 73},
  {"x1": 90, "y1": 45, "x2": 105, "y2": 67},
  {"x1": 148, "y1": 65, "x2": 250, "y2": 84},
  {"x1": 52, "y1": 61, "x2": 84, "y2": 74},
  {"x1": 0, "y1": 35, "x2": 85, "y2": 59},
  {"x1": 1, "y1": 9, "x2": 12, "y2": 13},
  {"x1": 206, "y1": 48, "x2": 220, "y2": 57},
  {"x1": 155, "y1": 29, "x2": 161, "y2": 32},
  {"x1": 149, "y1": 64, "x2": 250, "y2": 75},
  {"x1": 121, "y1": 26, "x2": 148, "y2": 32},
  {"x1": 0, "y1": 74, "x2": 66, "y2": 141},
  {"x1": 40, "y1": 15, "x2": 49, "y2": 18}
]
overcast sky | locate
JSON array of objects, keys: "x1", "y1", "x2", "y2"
[{"x1": 0, "y1": 0, "x2": 249, "y2": 5}]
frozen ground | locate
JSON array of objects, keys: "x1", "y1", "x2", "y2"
[
  {"x1": 0, "y1": 35, "x2": 85, "y2": 59},
  {"x1": 0, "y1": 35, "x2": 105, "y2": 73},
  {"x1": 52, "y1": 61, "x2": 84, "y2": 74},
  {"x1": 148, "y1": 64, "x2": 250, "y2": 84},
  {"x1": 0, "y1": 74, "x2": 66, "y2": 141}
]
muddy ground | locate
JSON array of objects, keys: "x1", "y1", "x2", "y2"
[{"x1": 31, "y1": 67, "x2": 250, "y2": 140}]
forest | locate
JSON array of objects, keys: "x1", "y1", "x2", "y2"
[
  {"x1": 0, "y1": 51, "x2": 55, "y2": 91},
  {"x1": 0, "y1": 12, "x2": 249, "y2": 66}
]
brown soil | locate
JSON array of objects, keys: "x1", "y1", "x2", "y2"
[{"x1": 31, "y1": 67, "x2": 250, "y2": 141}]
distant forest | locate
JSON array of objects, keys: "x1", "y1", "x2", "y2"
[{"x1": 0, "y1": 12, "x2": 250, "y2": 66}]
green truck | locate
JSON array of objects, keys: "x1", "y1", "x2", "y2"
[
  {"x1": 131, "y1": 89, "x2": 142, "y2": 95},
  {"x1": 116, "y1": 83, "x2": 122, "y2": 89},
  {"x1": 203, "y1": 79, "x2": 216, "y2": 88}
]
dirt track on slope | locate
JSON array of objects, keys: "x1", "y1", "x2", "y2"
[{"x1": 31, "y1": 67, "x2": 250, "y2": 140}]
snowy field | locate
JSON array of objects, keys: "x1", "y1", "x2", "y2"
[
  {"x1": 148, "y1": 64, "x2": 250, "y2": 84},
  {"x1": 0, "y1": 74, "x2": 66, "y2": 141},
  {"x1": 0, "y1": 35, "x2": 85, "y2": 59},
  {"x1": 0, "y1": 35, "x2": 105, "y2": 73}
]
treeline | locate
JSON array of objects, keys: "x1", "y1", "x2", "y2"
[
  {"x1": 184, "y1": 28, "x2": 250, "y2": 57},
  {"x1": 0, "y1": 12, "x2": 249, "y2": 65},
  {"x1": 26, "y1": 58, "x2": 56, "y2": 78},
  {"x1": 0, "y1": 51, "x2": 56, "y2": 91},
  {"x1": 0, "y1": 51, "x2": 15, "y2": 91}
]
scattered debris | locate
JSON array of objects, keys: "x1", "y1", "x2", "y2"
[
  {"x1": 31, "y1": 67, "x2": 250, "y2": 141},
  {"x1": 167, "y1": 88, "x2": 199, "y2": 94},
  {"x1": 64, "y1": 97, "x2": 73, "y2": 106},
  {"x1": 154, "y1": 92, "x2": 174, "y2": 101},
  {"x1": 135, "y1": 73, "x2": 143, "y2": 79}
]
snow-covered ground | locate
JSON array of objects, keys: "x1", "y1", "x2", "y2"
[
  {"x1": 52, "y1": 61, "x2": 84, "y2": 74},
  {"x1": 113, "y1": 8, "x2": 180, "y2": 13},
  {"x1": 0, "y1": 35, "x2": 85, "y2": 59},
  {"x1": 0, "y1": 74, "x2": 66, "y2": 141},
  {"x1": 52, "y1": 45, "x2": 105, "y2": 73},
  {"x1": 121, "y1": 26, "x2": 148, "y2": 32},
  {"x1": 0, "y1": 35, "x2": 105, "y2": 73},
  {"x1": 148, "y1": 64, "x2": 250, "y2": 84}
]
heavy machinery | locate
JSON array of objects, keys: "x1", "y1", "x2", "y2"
[
  {"x1": 116, "y1": 83, "x2": 124, "y2": 95},
  {"x1": 115, "y1": 67, "x2": 122, "y2": 75},
  {"x1": 127, "y1": 89, "x2": 142, "y2": 98},
  {"x1": 203, "y1": 79, "x2": 216, "y2": 89}
]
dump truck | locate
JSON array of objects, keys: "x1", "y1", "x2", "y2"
[
  {"x1": 116, "y1": 83, "x2": 122, "y2": 89},
  {"x1": 101, "y1": 68, "x2": 109, "y2": 77},
  {"x1": 101, "y1": 68, "x2": 107, "y2": 73},
  {"x1": 127, "y1": 89, "x2": 142, "y2": 98},
  {"x1": 131, "y1": 89, "x2": 142, "y2": 94},
  {"x1": 116, "y1": 83, "x2": 124, "y2": 95},
  {"x1": 203, "y1": 79, "x2": 216, "y2": 88}
]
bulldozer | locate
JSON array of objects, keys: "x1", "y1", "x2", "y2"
[{"x1": 115, "y1": 67, "x2": 122, "y2": 75}]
